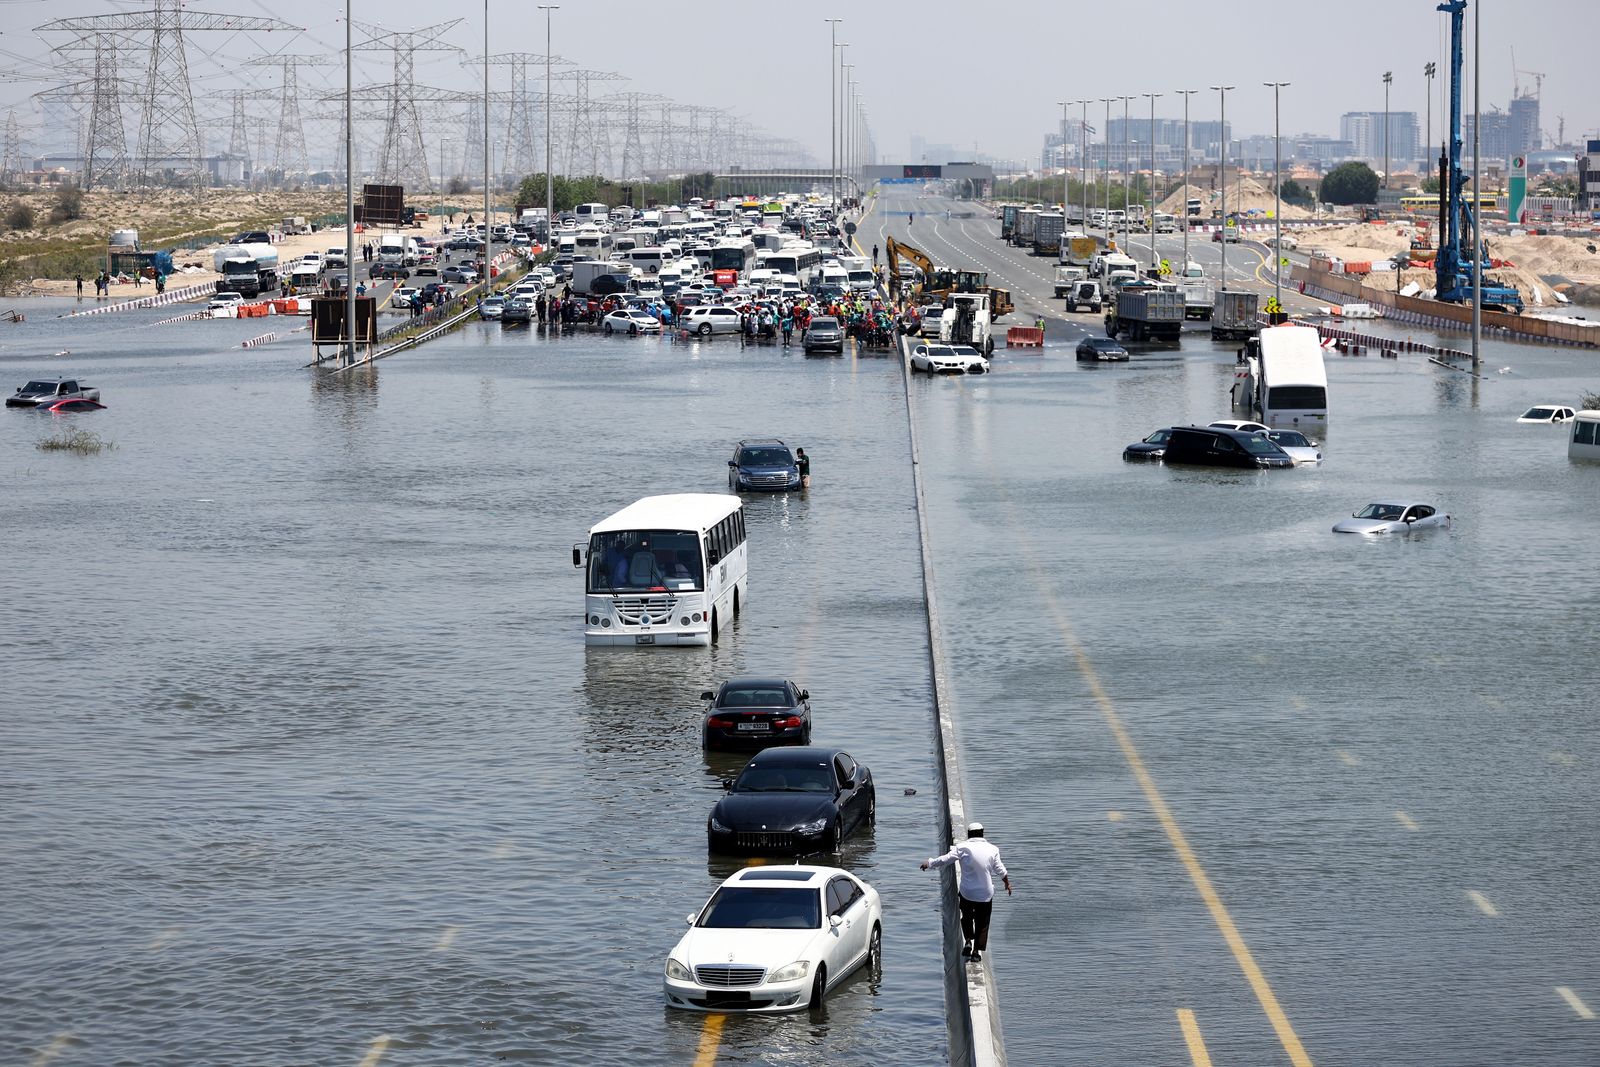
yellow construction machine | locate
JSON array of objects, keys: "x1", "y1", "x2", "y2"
[{"x1": 884, "y1": 236, "x2": 1014, "y2": 319}]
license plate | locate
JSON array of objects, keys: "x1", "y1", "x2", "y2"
[
  {"x1": 635, "y1": 634, "x2": 655, "y2": 645},
  {"x1": 736, "y1": 722, "x2": 769, "y2": 731}
]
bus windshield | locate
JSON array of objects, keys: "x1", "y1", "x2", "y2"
[{"x1": 588, "y1": 530, "x2": 704, "y2": 593}]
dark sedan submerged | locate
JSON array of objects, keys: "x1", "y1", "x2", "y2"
[
  {"x1": 1123, "y1": 427, "x2": 1173, "y2": 461},
  {"x1": 701, "y1": 678, "x2": 812, "y2": 748},
  {"x1": 708, "y1": 747, "x2": 875, "y2": 854},
  {"x1": 1076, "y1": 337, "x2": 1129, "y2": 362}
]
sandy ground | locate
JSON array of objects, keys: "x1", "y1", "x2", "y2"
[
  {"x1": 1158, "y1": 178, "x2": 1318, "y2": 220},
  {"x1": 1, "y1": 187, "x2": 466, "y2": 298}
]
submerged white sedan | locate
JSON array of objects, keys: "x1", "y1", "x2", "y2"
[
  {"x1": 1333, "y1": 502, "x2": 1451, "y2": 534},
  {"x1": 910, "y1": 342, "x2": 988, "y2": 375},
  {"x1": 602, "y1": 309, "x2": 661, "y2": 335},
  {"x1": 664, "y1": 865, "x2": 882, "y2": 1013}
]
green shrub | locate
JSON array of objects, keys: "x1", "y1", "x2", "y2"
[{"x1": 5, "y1": 202, "x2": 34, "y2": 230}]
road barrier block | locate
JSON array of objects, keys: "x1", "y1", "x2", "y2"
[{"x1": 1007, "y1": 327, "x2": 1044, "y2": 347}]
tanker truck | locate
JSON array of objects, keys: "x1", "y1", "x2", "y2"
[{"x1": 212, "y1": 243, "x2": 279, "y2": 298}]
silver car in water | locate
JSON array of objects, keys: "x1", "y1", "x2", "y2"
[{"x1": 1332, "y1": 502, "x2": 1451, "y2": 534}]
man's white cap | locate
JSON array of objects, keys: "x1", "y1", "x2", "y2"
[{"x1": 967, "y1": 821, "x2": 984, "y2": 833}]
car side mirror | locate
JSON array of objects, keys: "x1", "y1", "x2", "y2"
[
  {"x1": 708, "y1": 548, "x2": 721, "y2": 565},
  {"x1": 799, "y1": 690, "x2": 809, "y2": 701},
  {"x1": 700, "y1": 691, "x2": 714, "y2": 701},
  {"x1": 728, "y1": 460, "x2": 738, "y2": 468},
  {"x1": 828, "y1": 915, "x2": 841, "y2": 929},
  {"x1": 721, "y1": 778, "x2": 734, "y2": 791},
  {"x1": 686, "y1": 913, "x2": 697, "y2": 926}
]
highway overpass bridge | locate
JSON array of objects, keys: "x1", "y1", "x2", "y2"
[{"x1": 712, "y1": 162, "x2": 996, "y2": 198}]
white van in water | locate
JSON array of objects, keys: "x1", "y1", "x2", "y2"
[
  {"x1": 1569, "y1": 411, "x2": 1600, "y2": 462},
  {"x1": 1232, "y1": 324, "x2": 1329, "y2": 429}
]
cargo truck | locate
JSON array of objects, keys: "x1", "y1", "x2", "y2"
[
  {"x1": 569, "y1": 260, "x2": 632, "y2": 296},
  {"x1": 1000, "y1": 204, "x2": 1019, "y2": 241},
  {"x1": 1105, "y1": 284, "x2": 1184, "y2": 343},
  {"x1": 212, "y1": 244, "x2": 279, "y2": 298},
  {"x1": 1060, "y1": 235, "x2": 1098, "y2": 269},
  {"x1": 281, "y1": 216, "x2": 310, "y2": 235},
  {"x1": 940, "y1": 291, "x2": 995, "y2": 355},
  {"x1": 1053, "y1": 264, "x2": 1087, "y2": 298},
  {"x1": 1179, "y1": 276, "x2": 1215, "y2": 319},
  {"x1": 1032, "y1": 212, "x2": 1065, "y2": 256},
  {"x1": 1210, "y1": 290, "x2": 1260, "y2": 341},
  {"x1": 1013, "y1": 209, "x2": 1040, "y2": 248}
]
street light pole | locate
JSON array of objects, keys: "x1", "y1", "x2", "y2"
[
  {"x1": 824, "y1": 19, "x2": 840, "y2": 215},
  {"x1": 1176, "y1": 89, "x2": 1198, "y2": 274},
  {"x1": 1382, "y1": 70, "x2": 1393, "y2": 192},
  {"x1": 1077, "y1": 100, "x2": 1089, "y2": 230},
  {"x1": 1100, "y1": 97, "x2": 1113, "y2": 233},
  {"x1": 1212, "y1": 85, "x2": 1234, "y2": 290},
  {"x1": 1470, "y1": 0, "x2": 1481, "y2": 366},
  {"x1": 1118, "y1": 95, "x2": 1134, "y2": 252},
  {"x1": 539, "y1": 5, "x2": 558, "y2": 249},
  {"x1": 343, "y1": 0, "x2": 355, "y2": 364},
  {"x1": 837, "y1": 43, "x2": 849, "y2": 215},
  {"x1": 483, "y1": 0, "x2": 491, "y2": 279},
  {"x1": 1424, "y1": 61, "x2": 1436, "y2": 174},
  {"x1": 1143, "y1": 92, "x2": 1162, "y2": 271},
  {"x1": 1057, "y1": 101, "x2": 1069, "y2": 213},
  {"x1": 1265, "y1": 81, "x2": 1290, "y2": 314}
]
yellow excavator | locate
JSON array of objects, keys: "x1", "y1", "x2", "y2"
[{"x1": 884, "y1": 236, "x2": 1014, "y2": 320}]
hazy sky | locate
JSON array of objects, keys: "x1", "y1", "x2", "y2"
[{"x1": 0, "y1": 0, "x2": 1592, "y2": 166}]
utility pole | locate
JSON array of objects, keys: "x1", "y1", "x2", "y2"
[
  {"x1": 483, "y1": 0, "x2": 491, "y2": 280},
  {"x1": 1177, "y1": 89, "x2": 1198, "y2": 273},
  {"x1": 1212, "y1": 85, "x2": 1234, "y2": 290},
  {"x1": 1143, "y1": 92, "x2": 1162, "y2": 271},
  {"x1": 344, "y1": 0, "x2": 356, "y2": 364},
  {"x1": 1265, "y1": 81, "x2": 1290, "y2": 316},
  {"x1": 1470, "y1": 1, "x2": 1480, "y2": 366},
  {"x1": 837, "y1": 43, "x2": 848, "y2": 214},
  {"x1": 1077, "y1": 100, "x2": 1090, "y2": 229}
]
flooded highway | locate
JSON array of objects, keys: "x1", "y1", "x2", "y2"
[
  {"x1": 872, "y1": 189, "x2": 1600, "y2": 1066},
  {"x1": 4, "y1": 186, "x2": 1598, "y2": 1067},
  {"x1": 2, "y1": 306, "x2": 948, "y2": 1064}
]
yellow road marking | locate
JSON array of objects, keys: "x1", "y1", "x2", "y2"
[
  {"x1": 1336, "y1": 749, "x2": 1360, "y2": 767},
  {"x1": 1466, "y1": 890, "x2": 1500, "y2": 917},
  {"x1": 434, "y1": 925, "x2": 460, "y2": 951},
  {"x1": 29, "y1": 1033, "x2": 73, "y2": 1067},
  {"x1": 357, "y1": 1035, "x2": 391, "y2": 1067},
  {"x1": 1557, "y1": 986, "x2": 1595, "y2": 1019},
  {"x1": 1177, "y1": 1008, "x2": 1215, "y2": 1067},
  {"x1": 692, "y1": 1013, "x2": 725, "y2": 1067},
  {"x1": 1026, "y1": 565, "x2": 1313, "y2": 1066},
  {"x1": 147, "y1": 926, "x2": 181, "y2": 951},
  {"x1": 1393, "y1": 811, "x2": 1420, "y2": 832},
  {"x1": 1107, "y1": 810, "x2": 1125, "y2": 822}
]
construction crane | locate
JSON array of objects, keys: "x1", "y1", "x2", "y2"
[
  {"x1": 1434, "y1": 0, "x2": 1523, "y2": 312},
  {"x1": 884, "y1": 236, "x2": 1014, "y2": 319}
]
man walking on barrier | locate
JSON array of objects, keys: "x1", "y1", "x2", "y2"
[{"x1": 921, "y1": 821, "x2": 1012, "y2": 963}]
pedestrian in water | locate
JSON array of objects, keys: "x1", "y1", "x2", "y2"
[
  {"x1": 1035, "y1": 315, "x2": 1045, "y2": 334},
  {"x1": 921, "y1": 821, "x2": 1012, "y2": 963},
  {"x1": 75, "y1": 275, "x2": 83, "y2": 299},
  {"x1": 795, "y1": 447, "x2": 810, "y2": 489},
  {"x1": 781, "y1": 308, "x2": 793, "y2": 346}
]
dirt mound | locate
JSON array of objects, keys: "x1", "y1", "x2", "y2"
[{"x1": 1158, "y1": 179, "x2": 1315, "y2": 220}]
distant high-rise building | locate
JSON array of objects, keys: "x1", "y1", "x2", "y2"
[
  {"x1": 1340, "y1": 111, "x2": 1419, "y2": 172},
  {"x1": 1464, "y1": 109, "x2": 1514, "y2": 164},
  {"x1": 1106, "y1": 117, "x2": 1228, "y2": 151},
  {"x1": 1509, "y1": 94, "x2": 1540, "y2": 155}
]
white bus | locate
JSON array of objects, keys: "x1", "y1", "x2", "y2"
[
  {"x1": 763, "y1": 246, "x2": 824, "y2": 287},
  {"x1": 709, "y1": 238, "x2": 757, "y2": 279},
  {"x1": 575, "y1": 494, "x2": 747, "y2": 647},
  {"x1": 1233, "y1": 324, "x2": 1329, "y2": 429},
  {"x1": 574, "y1": 202, "x2": 610, "y2": 226},
  {"x1": 573, "y1": 226, "x2": 612, "y2": 261}
]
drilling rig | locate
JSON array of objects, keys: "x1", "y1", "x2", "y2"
[{"x1": 1434, "y1": 0, "x2": 1524, "y2": 312}]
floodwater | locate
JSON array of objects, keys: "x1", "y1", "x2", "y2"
[
  {"x1": 1, "y1": 303, "x2": 947, "y2": 1065},
  {"x1": 873, "y1": 189, "x2": 1600, "y2": 1067}
]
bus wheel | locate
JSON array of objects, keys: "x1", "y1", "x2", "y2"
[
  {"x1": 710, "y1": 609, "x2": 719, "y2": 643},
  {"x1": 733, "y1": 588, "x2": 740, "y2": 618}
]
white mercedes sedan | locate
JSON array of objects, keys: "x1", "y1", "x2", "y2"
[
  {"x1": 1333, "y1": 502, "x2": 1451, "y2": 534},
  {"x1": 664, "y1": 865, "x2": 882, "y2": 1013}
]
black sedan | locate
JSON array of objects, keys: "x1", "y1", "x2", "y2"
[
  {"x1": 368, "y1": 262, "x2": 409, "y2": 280},
  {"x1": 1123, "y1": 427, "x2": 1173, "y2": 461},
  {"x1": 708, "y1": 747, "x2": 875, "y2": 854},
  {"x1": 701, "y1": 678, "x2": 811, "y2": 748},
  {"x1": 1076, "y1": 336, "x2": 1129, "y2": 362}
]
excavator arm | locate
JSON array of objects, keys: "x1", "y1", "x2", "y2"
[{"x1": 885, "y1": 236, "x2": 935, "y2": 300}]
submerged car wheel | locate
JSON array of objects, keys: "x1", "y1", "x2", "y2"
[
  {"x1": 867, "y1": 923, "x2": 882, "y2": 971},
  {"x1": 808, "y1": 965, "x2": 827, "y2": 1011},
  {"x1": 698, "y1": 323, "x2": 713, "y2": 337},
  {"x1": 826, "y1": 817, "x2": 843, "y2": 853},
  {"x1": 710, "y1": 609, "x2": 719, "y2": 643},
  {"x1": 866, "y1": 790, "x2": 876, "y2": 826},
  {"x1": 603, "y1": 324, "x2": 614, "y2": 334}
]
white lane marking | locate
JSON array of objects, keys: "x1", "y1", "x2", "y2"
[
  {"x1": 1466, "y1": 890, "x2": 1500, "y2": 917},
  {"x1": 1336, "y1": 749, "x2": 1361, "y2": 767},
  {"x1": 1107, "y1": 810, "x2": 1125, "y2": 822},
  {"x1": 490, "y1": 841, "x2": 514, "y2": 859},
  {"x1": 1393, "y1": 811, "x2": 1420, "y2": 832},
  {"x1": 1556, "y1": 986, "x2": 1595, "y2": 1019},
  {"x1": 147, "y1": 927, "x2": 181, "y2": 951},
  {"x1": 29, "y1": 1034, "x2": 74, "y2": 1067},
  {"x1": 1289, "y1": 695, "x2": 1308, "y2": 711},
  {"x1": 434, "y1": 924, "x2": 460, "y2": 951},
  {"x1": 358, "y1": 1035, "x2": 392, "y2": 1067},
  {"x1": 1550, "y1": 751, "x2": 1578, "y2": 767}
]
